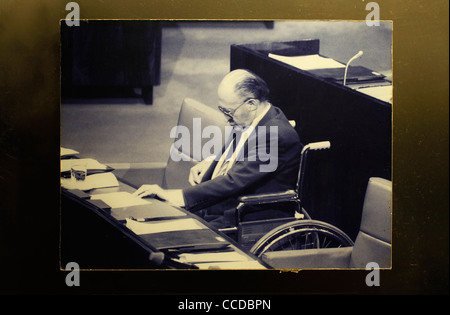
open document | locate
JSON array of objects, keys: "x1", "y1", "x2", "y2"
[
  {"x1": 125, "y1": 217, "x2": 205, "y2": 235},
  {"x1": 90, "y1": 191, "x2": 151, "y2": 208}
]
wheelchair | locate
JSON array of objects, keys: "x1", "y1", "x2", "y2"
[
  {"x1": 219, "y1": 141, "x2": 355, "y2": 258},
  {"x1": 113, "y1": 99, "x2": 356, "y2": 263}
]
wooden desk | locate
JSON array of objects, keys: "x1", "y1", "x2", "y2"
[
  {"x1": 230, "y1": 40, "x2": 392, "y2": 240},
  {"x1": 61, "y1": 170, "x2": 266, "y2": 270}
]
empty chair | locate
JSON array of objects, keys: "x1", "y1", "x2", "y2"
[{"x1": 260, "y1": 177, "x2": 392, "y2": 269}]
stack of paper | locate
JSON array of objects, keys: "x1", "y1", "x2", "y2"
[
  {"x1": 61, "y1": 172, "x2": 119, "y2": 190},
  {"x1": 177, "y1": 249, "x2": 267, "y2": 269},
  {"x1": 61, "y1": 147, "x2": 79, "y2": 158},
  {"x1": 268, "y1": 53, "x2": 345, "y2": 70},
  {"x1": 178, "y1": 251, "x2": 252, "y2": 264},
  {"x1": 125, "y1": 217, "x2": 205, "y2": 235},
  {"x1": 90, "y1": 191, "x2": 151, "y2": 208},
  {"x1": 194, "y1": 261, "x2": 267, "y2": 270},
  {"x1": 60, "y1": 147, "x2": 118, "y2": 190}
]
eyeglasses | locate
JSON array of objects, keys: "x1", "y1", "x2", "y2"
[{"x1": 218, "y1": 98, "x2": 253, "y2": 117}]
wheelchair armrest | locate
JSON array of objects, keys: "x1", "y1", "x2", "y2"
[
  {"x1": 238, "y1": 190, "x2": 298, "y2": 206},
  {"x1": 235, "y1": 190, "x2": 300, "y2": 225}
]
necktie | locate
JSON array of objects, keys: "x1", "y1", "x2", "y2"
[{"x1": 212, "y1": 132, "x2": 238, "y2": 178}]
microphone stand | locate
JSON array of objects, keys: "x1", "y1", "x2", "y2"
[{"x1": 343, "y1": 51, "x2": 363, "y2": 86}]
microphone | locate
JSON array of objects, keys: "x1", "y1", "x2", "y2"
[{"x1": 343, "y1": 50, "x2": 363, "y2": 86}]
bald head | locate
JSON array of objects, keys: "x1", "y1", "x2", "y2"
[
  {"x1": 218, "y1": 69, "x2": 270, "y2": 103},
  {"x1": 217, "y1": 69, "x2": 271, "y2": 127}
]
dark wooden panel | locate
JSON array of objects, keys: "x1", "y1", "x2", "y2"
[
  {"x1": 61, "y1": 20, "x2": 162, "y2": 104},
  {"x1": 60, "y1": 193, "x2": 163, "y2": 269}
]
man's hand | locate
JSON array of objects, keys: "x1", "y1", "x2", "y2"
[
  {"x1": 189, "y1": 156, "x2": 215, "y2": 186},
  {"x1": 133, "y1": 184, "x2": 164, "y2": 198},
  {"x1": 132, "y1": 184, "x2": 185, "y2": 208}
]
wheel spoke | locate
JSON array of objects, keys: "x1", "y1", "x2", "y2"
[
  {"x1": 322, "y1": 236, "x2": 329, "y2": 248},
  {"x1": 250, "y1": 220, "x2": 354, "y2": 257}
]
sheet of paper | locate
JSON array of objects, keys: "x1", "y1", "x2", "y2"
[
  {"x1": 90, "y1": 191, "x2": 151, "y2": 208},
  {"x1": 110, "y1": 202, "x2": 187, "y2": 221},
  {"x1": 268, "y1": 53, "x2": 345, "y2": 70},
  {"x1": 60, "y1": 158, "x2": 108, "y2": 173},
  {"x1": 125, "y1": 217, "x2": 205, "y2": 235},
  {"x1": 356, "y1": 85, "x2": 393, "y2": 103},
  {"x1": 194, "y1": 261, "x2": 266, "y2": 270},
  {"x1": 61, "y1": 172, "x2": 119, "y2": 190},
  {"x1": 179, "y1": 251, "x2": 251, "y2": 264},
  {"x1": 60, "y1": 147, "x2": 79, "y2": 157}
]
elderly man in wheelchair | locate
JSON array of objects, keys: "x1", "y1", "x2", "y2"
[
  {"x1": 133, "y1": 69, "x2": 392, "y2": 269},
  {"x1": 134, "y1": 69, "x2": 302, "y2": 229}
]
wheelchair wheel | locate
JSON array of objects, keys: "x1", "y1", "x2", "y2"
[{"x1": 250, "y1": 219, "x2": 354, "y2": 257}]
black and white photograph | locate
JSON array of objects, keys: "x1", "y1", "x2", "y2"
[
  {"x1": 60, "y1": 20, "x2": 393, "y2": 270},
  {"x1": 0, "y1": 0, "x2": 448, "y2": 298}
]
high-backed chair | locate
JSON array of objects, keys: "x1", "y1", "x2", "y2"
[
  {"x1": 260, "y1": 177, "x2": 392, "y2": 269},
  {"x1": 113, "y1": 98, "x2": 226, "y2": 189}
]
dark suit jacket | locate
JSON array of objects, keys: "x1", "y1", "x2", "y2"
[{"x1": 182, "y1": 105, "x2": 302, "y2": 225}]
